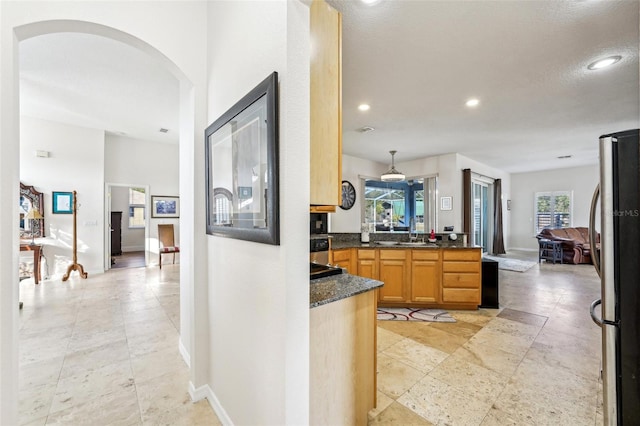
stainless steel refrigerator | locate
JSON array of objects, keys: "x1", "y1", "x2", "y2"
[{"x1": 589, "y1": 129, "x2": 640, "y2": 425}]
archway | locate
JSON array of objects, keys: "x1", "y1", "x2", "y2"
[{"x1": 1, "y1": 18, "x2": 202, "y2": 424}]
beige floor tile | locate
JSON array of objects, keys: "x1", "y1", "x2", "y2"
[
  {"x1": 430, "y1": 319, "x2": 483, "y2": 339},
  {"x1": 140, "y1": 399, "x2": 220, "y2": 426},
  {"x1": 59, "y1": 339, "x2": 130, "y2": 380},
  {"x1": 126, "y1": 327, "x2": 179, "y2": 357},
  {"x1": 45, "y1": 386, "x2": 140, "y2": 426},
  {"x1": 405, "y1": 324, "x2": 470, "y2": 354},
  {"x1": 376, "y1": 353, "x2": 426, "y2": 399},
  {"x1": 453, "y1": 338, "x2": 525, "y2": 377},
  {"x1": 467, "y1": 326, "x2": 535, "y2": 357},
  {"x1": 67, "y1": 325, "x2": 128, "y2": 352},
  {"x1": 19, "y1": 355, "x2": 64, "y2": 391},
  {"x1": 397, "y1": 375, "x2": 492, "y2": 426},
  {"x1": 19, "y1": 384, "x2": 57, "y2": 425},
  {"x1": 377, "y1": 320, "x2": 432, "y2": 340},
  {"x1": 377, "y1": 326, "x2": 405, "y2": 352},
  {"x1": 49, "y1": 359, "x2": 135, "y2": 413},
  {"x1": 480, "y1": 406, "x2": 536, "y2": 426},
  {"x1": 497, "y1": 307, "x2": 548, "y2": 327},
  {"x1": 21, "y1": 416, "x2": 47, "y2": 426},
  {"x1": 135, "y1": 369, "x2": 192, "y2": 422},
  {"x1": 427, "y1": 353, "x2": 509, "y2": 404},
  {"x1": 383, "y1": 338, "x2": 448, "y2": 373},
  {"x1": 449, "y1": 309, "x2": 499, "y2": 326},
  {"x1": 130, "y1": 345, "x2": 187, "y2": 383},
  {"x1": 368, "y1": 401, "x2": 434, "y2": 425}
]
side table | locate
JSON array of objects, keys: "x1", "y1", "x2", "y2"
[{"x1": 538, "y1": 239, "x2": 563, "y2": 264}]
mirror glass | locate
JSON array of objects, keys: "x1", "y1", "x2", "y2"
[
  {"x1": 361, "y1": 176, "x2": 437, "y2": 233},
  {"x1": 19, "y1": 182, "x2": 45, "y2": 238}
]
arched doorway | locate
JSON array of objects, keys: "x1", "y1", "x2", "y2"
[{"x1": 1, "y1": 17, "x2": 204, "y2": 424}]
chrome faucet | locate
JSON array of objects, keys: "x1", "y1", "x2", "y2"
[{"x1": 409, "y1": 217, "x2": 417, "y2": 241}]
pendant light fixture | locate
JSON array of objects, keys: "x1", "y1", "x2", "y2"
[{"x1": 381, "y1": 150, "x2": 405, "y2": 182}]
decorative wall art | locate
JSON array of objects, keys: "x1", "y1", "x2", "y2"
[
  {"x1": 440, "y1": 196, "x2": 452, "y2": 211},
  {"x1": 151, "y1": 195, "x2": 180, "y2": 218},
  {"x1": 205, "y1": 72, "x2": 280, "y2": 245},
  {"x1": 52, "y1": 191, "x2": 74, "y2": 214}
]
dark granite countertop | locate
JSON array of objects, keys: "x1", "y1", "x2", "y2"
[
  {"x1": 310, "y1": 273, "x2": 383, "y2": 308},
  {"x1": 331, "y1": 241, "x2": 480, "y2": 250}
]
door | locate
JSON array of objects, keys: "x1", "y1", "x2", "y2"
[{"x1": 471, "y1": 180, "x2": 492, "y2": 253}]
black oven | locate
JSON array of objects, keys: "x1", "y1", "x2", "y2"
[{"x1": 310, "y1": 236, "x2": 342, "y2": 279}]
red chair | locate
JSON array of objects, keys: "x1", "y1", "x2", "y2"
[{"x1": 158, "y1": 224, "x2": 179, "y2": 269}]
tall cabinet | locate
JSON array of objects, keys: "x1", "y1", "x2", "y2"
[{"x1": 310, "y1": 0, "x2": 342, "y2": 209}]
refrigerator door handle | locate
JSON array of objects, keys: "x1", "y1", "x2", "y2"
[
  {"x1": 590, "y1": 298, "x2": 617, "y2": 327},
  {"x1": 590, "y1": 299, "x2": 603, "y2": 327},
  {"x1": 589, "y1": 184, "x2": 601, "y2": 278}
]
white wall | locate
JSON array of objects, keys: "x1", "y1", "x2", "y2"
[
  {"x1": 105, "y1": 135, "x2": 180, "y2": 262},
  {"x1": 20, "y1": 116, "x2": 105, "y2": 277},
  {"x1": 206, "y1": 1, "x2": 309, "y2": 425},
  {"x1": 1, "y1": 3, "x2": 208, "y2": 424},
  {"x1": 510, "y1": 164, "x2": 598, "y2": 250}
]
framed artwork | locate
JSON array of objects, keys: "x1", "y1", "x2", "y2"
[
  {"x1": 151, "y1": 195, "x2": 180, "y2": 218},
  {"x1": 440, "y1": 196, "x2": 452, "y2": 211},
  {"x1": 52, "y1": 191, "x2": 74, "y2": 214},
  {"x1": 205, "y1": 72, "x2": 280, "y2": 245}
]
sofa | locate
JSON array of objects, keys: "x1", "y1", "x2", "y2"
[{"x1": 536, "y1": 227, "x2": 598, "y2": 264}]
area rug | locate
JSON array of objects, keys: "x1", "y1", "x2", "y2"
[
  {"x1": 484, "y1": 255, "x2": 537, "y2": 272},
  {"x1": 377, "y1": 308, "x2": 456, "y2": 323}
]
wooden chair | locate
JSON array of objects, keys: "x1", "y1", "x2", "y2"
[{"x1": 158, "y1": 224, "x2": 179, "y2": 269}]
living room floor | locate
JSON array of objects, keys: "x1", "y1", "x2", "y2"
[{"x1": 18, "y1": 250, "x2": 602, "y2": 425}]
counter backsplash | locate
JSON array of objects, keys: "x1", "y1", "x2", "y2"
[{"x1": 329, "y1": 232, "x2": 470, "y2": 247}]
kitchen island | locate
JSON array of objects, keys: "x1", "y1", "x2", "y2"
[
  {"x1": 330, "y1": 238, "x2": 483, "y2": 310},
  {"x1": 310, "y1": 273, "x2": 383, "y2": 426}
]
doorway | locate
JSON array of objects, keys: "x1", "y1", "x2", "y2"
[
  {"x1": 106, "y1": 184, "x2": 149, "y2": 270},
  {"x1": 471, "y1": 179, "x2": 494, "y2": 253}
]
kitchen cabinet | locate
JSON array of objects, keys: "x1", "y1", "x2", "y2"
[
  {"x1": 378, "y1": 250, "x2": 408, "y2": 303},
  {"x1": 310, "y1": 0, "x2": 342, "y2": 208},
  {"x1": 441, "y1": 249, "x2": 481, "y2": 304},
  {"x1": 356, "y1": 249, "x2": 377, "y2": 280},
  {"x1": 331, "y1": 248, "x2": 353, "y2": 273},
  {"x1": 410, "y1": 250, "x2": 440, "y2": 304}
]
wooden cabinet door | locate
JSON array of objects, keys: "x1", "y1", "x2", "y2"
[
  {"x1": 331, "y1": 249, "x2": 352, "y2": 273},
  {"x1": 357, "y1": 259, "x2": 377, "y2": 280},
  {"x1": 310, "y1": 0, "x2": 342, "y2": 206},
  {"x1": 378, "y1": 259, "x2": 407, "y2": 303},
  {"x1": 411, "y1": 259, "x2": 440, "y2": 303}
]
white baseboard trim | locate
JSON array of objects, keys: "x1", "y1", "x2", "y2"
[
  {"x1": 179, "y1": 338, "x2": 190, "y2": 368},
  {"x1": 510, "y1": 247, "x2": 538, "y2": 252},
  {"x1": 188, "y1": 382, "x2": 234, "y2": 425}
]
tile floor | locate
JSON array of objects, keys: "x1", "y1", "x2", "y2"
[
  {"x1": 18, "y1": 250, "x2": 603, "y2": 425},
  {"x1": 18, "y1": 264, "x2": 221, "y2": 426},
  {"x1": 369, "y1": 250, "x2": 603, "y2": 426}
]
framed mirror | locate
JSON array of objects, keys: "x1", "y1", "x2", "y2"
[
  {"x1": 20, "y1": 182, "x2": 45, "y2": 238},
  {"x1": 360, "y1": 175, "x2": 437, "y2": 234},
  {"x1": 205, "y1": 72, "x2": 280, "y2": 245}
]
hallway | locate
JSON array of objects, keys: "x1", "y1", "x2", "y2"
[{"x1": 18, "y1": 265, "x2": 220, "y2": 425}]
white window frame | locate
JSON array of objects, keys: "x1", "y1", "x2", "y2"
[
  {"x1": 128, "y1": 188, "x2": 146, "y2": 229},
  {"x1": 534, "y1": 190, "x2": 573, "y2": 234}
]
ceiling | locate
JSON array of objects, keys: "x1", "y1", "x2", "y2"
[{"x1": 19, "y1": 1, "x2": 639, "y2": 173}]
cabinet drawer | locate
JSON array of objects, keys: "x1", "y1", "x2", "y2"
[
  {"x1": 442, "y1": 288, "x2": 480, "y2": 304},
  {"x1": 442, "y1": 261, "x2": 480, "y2": 273},
  {"x1": 412, "y1": 250, "x2": 439, "y2": 261},
  {"x1": 443, "y1": 250, "x2": 481, "y2": 261},
  {"x1": 379, "y1": 249, "x2": 407, "y2": 260},
  {"x1": 442, "y1": 272, "x2": 480, "y2": 288},
  {"x1": 358, "y1": 249, "x2": 376, "y2": 260},
  {"x1": 332, "y1": 249, "x2": 351, "y2": 262}
]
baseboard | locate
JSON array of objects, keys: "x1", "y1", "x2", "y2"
[
  {"x1": 179, "y1": 338, "x2": 190, "y2": 368},
  {"x1": 122, "y1": 246, "x2": 145, "y2": 252},
  {"x1": 510, "y1": 247, "x2": 538, "y2": 252},
  {"x1": 188, "y1": 382, "x2": 234, "y2": 425}
]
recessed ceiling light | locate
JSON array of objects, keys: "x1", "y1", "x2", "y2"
[
  {"x1": 465, "y1": 98, "x2": 480, "y2": 107},
  {"x1": 358, "y1": 104, "x2": 370, "y2": 111},
  {"x1": 588, "y1": 55, "x2": 622, "y2": 70},
  {"x1": 360, "y1": 0, "x2": 381, "y2": 4}
]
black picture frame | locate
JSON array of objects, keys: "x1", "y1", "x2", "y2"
[{"x1": 205, "y1": 72, "x2": 280, "y2": 245}]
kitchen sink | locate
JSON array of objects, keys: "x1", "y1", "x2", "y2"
[{"x1": 397, "y1": 242, "x2": 438, "y2": 247}]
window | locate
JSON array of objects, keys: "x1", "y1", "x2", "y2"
[
  {"x1": 535, "y1": 191, "x2": 571, "y2": 233},
  {"x1": 129, "y1": 187, "x2": 146, "y2": 228},
  {"x1": 362, "y1": 176, "x2": 437, "y2": 232}
]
